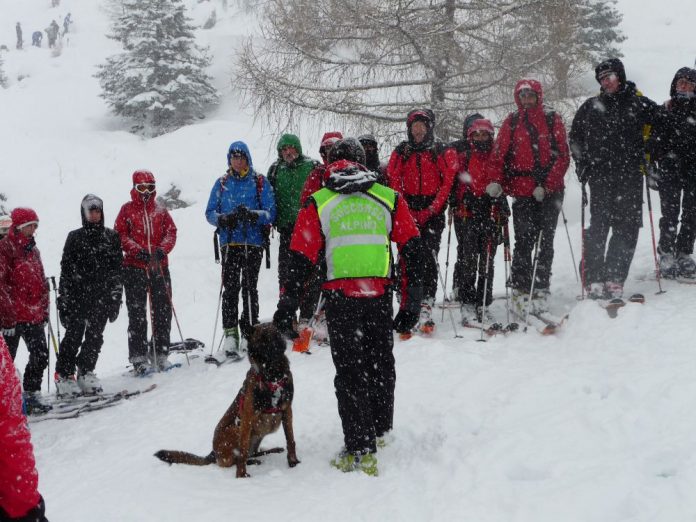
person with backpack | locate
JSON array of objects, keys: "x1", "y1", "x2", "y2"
[
  {"x1": 273, "y1": 138, "x2": 423, "y2": 476},
  {"x1": 450, "y1": 118, "x2": 506, "y2": 324},
  {"x1": 45, "y1": 20, "x2": 59, "y2": 48},
  {"x1": 386, "y1": 109, "x2": 457, "y2": 334},
  {"x1": 114, "y1": 170, "x2": 177, "y2": 376},
  {"x1": 646, "y1": 67, "x2": 696, "y2": 279},
  {"x1": 487, "y1": 79, "x2": 570, "y2": 316},
  {"x1": 570, "y1": 58, "x2": 661, "y2": 298},
  {"x1": 205, "y1": 141, "x2": 276, "y2": 361},
  {"x1": 0, "y1": 208, "x2": 51, "y2": 415},
  {"x1": 267, "y1": 134, "x2": 320, "y2": 329},
  {"x1": 54, "y1": 195, "x2": 122, "y2": 396}
]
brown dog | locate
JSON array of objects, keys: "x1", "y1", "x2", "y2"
[{"x1": 154, "y1": 323, "x2": 299, "y2": 477}]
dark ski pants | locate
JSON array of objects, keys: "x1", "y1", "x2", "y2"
[
  {"x1": 55, "y1": 307, "x2": 109, "y2": 377},
  {"x1": 510, "y1": 193, "x2": 562, "y2": 292},
  {"x1": 123, "y1": 266, "x2": 172, "y2": 362},
  {"x1": 419, "y1": 213, "x2": 446, "y2": 300},
  {"x1": 278, "y1": 230, "x2": 323, "y2": 320},
  {"x1": 658, "y1": 171, "x2": 696, "y2": 255},
  {"x1": 222, "y1": 244, "x2": 262, "y2": 339},
  {"x1": 325, "y1": 291, "x2": 395, "y2": 455},
  {"x1": 454, "y1": 214, "x2": 497, "y2": 308},
  {"x1": 6, "y1": 323, "x2": 49, "y2": 393},
  {"x1": 584, "y1": 178, "x2": 642, "y2": 285}
]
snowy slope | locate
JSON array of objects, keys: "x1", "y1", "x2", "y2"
[{"x1": 2, "y1": 1, "x2": 696, "y2": 521}]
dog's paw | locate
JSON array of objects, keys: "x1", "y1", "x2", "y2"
[
  {"x1": 287, "y1": 454, "x2": 300, "y2": 467},
  {"x1": 236, "y1": 469, "x2": 251, "y2": 478},
  {"x1": 246, "y1": 458, "x2": 262, "y2": 466}
]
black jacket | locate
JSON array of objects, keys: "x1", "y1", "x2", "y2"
[
  {"x1": 59, "y1": 199, "x2": 122, "y2": 314},
  {"x1": 569, "y1": 81, "x2": 660, "y2": 184}
]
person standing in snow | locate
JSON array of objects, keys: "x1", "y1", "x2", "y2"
[
  {"x1": 386, "y1": 109, "x2": 457, "y2": 334},
  {"x1": 487, "y1": 79, "x2": 570, "y2": 316},
  {"x1": 570, "y1": 58, "x2": 661, "y2": 299},
  {"x1": 62, "y1": 13, "x2": 72, "y2": 36},
  {"x1": 54, "y1": 195, "x2": 122, "y2": 396},
  {"x1": 115, "y1": 171, "x2": 177, "y2": 376},
  {"x1": 0, "y1": 335, "x2": 49, "y2": 521},
  {"x1": 31, "y1": 31, "x2": 42, "y2": 48},
  {"x1": 205, "y1": 142, "x2": 276, "y2": 361},
  {"x1": 646, "y1": 67, "x2": 696, "y2": 279},
  {"x1": 273, "y1": 138, "x2": 423, "y2": 475},
  {"x1": 298, "y1": 131, "x2": 343, "y2": 207},
  {"x1": 450, "y1": 118, "x2": 506, "y2": 324},
  {"x1": 45, "y1": 20, "x2": 59, "y2": 49},
  {"x1": 16, "y1": 22, "x2": 23, "y2": 50},
  {"x1": 0, "y1": 208, "x2": 51, "y2": 414},
  {"x1": 357, "y1": 134, "x2": 387, "y2": 185}
]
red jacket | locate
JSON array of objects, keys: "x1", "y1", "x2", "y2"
[
  {"x1": 114, "y1": 189, "x2": 177, "y2": 270},
  {"x1": 487, "y1": 79, "x2": 570, "y2": 197},
  {"x1": 454, "y1": 147, "x2": 500, "y2": 202},
  {"x1": 0, "y1": 336, "x2": 41, "y2": 519},
  {"x1": 0, "y1": 229, "x2": 49, "y2": 328},
  {"x1": 299, "y1": 164, "x2": 326, "y2": 208},
  {"x1": 290, "y1": 166, "x2": 419, "y2": 299},
  {"x1": 386, "y1": 143, "x2": 458, "y2": 226}
]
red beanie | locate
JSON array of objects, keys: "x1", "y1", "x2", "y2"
[
  {"x1": 10, "y1": 207, "x2": 39, "y2": 229},
  {"x1": 132, "y1": 169, "x2": 155, "y2": 185},
  {"x1": 467, "y1": 118, "x2": 494, "y2": 139}
]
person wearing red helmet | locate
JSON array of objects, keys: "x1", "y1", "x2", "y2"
[
  {"x1": 0, "y1": 207, "x2": 51, "y2": 414},
  {"x1": 387, "y1": 109, "x2": 458, "y2": 334},
  {"x1": 114, "y1": 170, "x2": 178, "y2": 376},
  {"x1": 487, "y1": 79, "x2": 570, "y2": 316}
]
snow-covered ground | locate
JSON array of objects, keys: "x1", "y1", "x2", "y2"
[{"x1": 1, "y1": 1, "x2": 696, "y2": 520}]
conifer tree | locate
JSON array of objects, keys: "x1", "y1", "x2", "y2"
[{"x1": 96, "y1": 0, "x2": 219, "y2": 136}]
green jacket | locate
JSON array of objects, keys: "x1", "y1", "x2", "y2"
[{"x1": 267, "y1": 134, "x2": 319, "y2": 231}]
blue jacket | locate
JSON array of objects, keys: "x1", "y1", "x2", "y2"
[{"x1": 205, "y1": 142, "x2": 276, "y2": 247}]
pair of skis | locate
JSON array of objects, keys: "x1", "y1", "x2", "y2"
[
  {"x1": 596, "y1": 293, "x2": 645, "y2": 318},
  {"x1": 29, "y1": 384, "x2": 158, "y2": 422}
]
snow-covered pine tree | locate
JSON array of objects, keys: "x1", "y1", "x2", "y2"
[{"x1": 95, "y1": 0, "x2": 219, "y2": 136}]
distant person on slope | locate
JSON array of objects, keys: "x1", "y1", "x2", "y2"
[
  {"x1": 45, "y1": 20, "x2": 59, "y2": 49},
  {"x1": 31, "y1": 31, "x2": 42, "y2": 48},
  {"x1": 0, "y1": 335, "x2": 49, "y2": 522},
  {"x1": 646, "y1": 67, "x2": 696, "y2": 279},
  {"x1": 205, "y1": 142, "x2": 276, "y2": 362},
  {"x1": 55, "y1": 195, "x2": 122, "y2": 396},
  {"x1": 115, "y1": 171, "x2": 178, "y2": 376},
  {"x1": 16, "y1": 22, "x2": 23, "y2": 50}
]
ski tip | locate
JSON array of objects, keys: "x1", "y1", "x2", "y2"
[{"x1": 398, "y1": 332, "x2": 413, "y2": 341}]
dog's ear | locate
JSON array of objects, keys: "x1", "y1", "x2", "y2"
[{"x1": 248, "y1": 323, "x2": 287, "y2": 367}]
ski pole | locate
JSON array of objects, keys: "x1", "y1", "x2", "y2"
[
  {"x1": 209, "y1": 270, "x2": 225, "y2": 358},
  {"x1": 644, "y1": 172, "x2": 665, "y2": 295},
  {"x1": 440, "y1": 214, "x2": 453, "y2": 322},
  {"x1": 560, "y1": 206, "x2": 579, "y2": 283},
  {"x1": 580, "y1": 182, "x2": 587, "y2": 300},
  {"x1": 209, "y1": 237, "x2": 228, "y2": 358},
  {"x1": 157, "y1": 263, "x2": 191, "y2": 366},
  {"x1": 502, "y1": 221, "x2": 512, "y2": 327},
  {"x1": 478, "y1": 203, "x2": 498, "y2": 342},
  {"x1": 49, "y1": 276, "x2": 61, "y2": 345},
  {"x1": 46, "y1": 319, "x2": 60, "y2": 393},
  {"x1": 432, "y1": 249, "x2": 463, "y2": 338},
  {"x1": 523, "y1": 230, "x2": 543, "y2": 333}
]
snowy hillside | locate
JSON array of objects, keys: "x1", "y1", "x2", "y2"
[{"x1": 2, "y1": 1, "x2": 696, "y2": 521}]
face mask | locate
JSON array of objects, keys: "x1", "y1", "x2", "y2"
[
  {"x1": 675, "y1": 91, "x2": 695, "y2": 99},
  {"x1": 472, "y1": 140, "x2": 492, "y2": 152}
]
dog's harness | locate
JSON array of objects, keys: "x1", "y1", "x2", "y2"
[{"x1": 237, "y1": 373, "x2": 292, "y2": 417}]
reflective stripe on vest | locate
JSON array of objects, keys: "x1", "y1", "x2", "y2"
[{"x1": 313, "y1": 184, "x2": 396, "y2": 281}]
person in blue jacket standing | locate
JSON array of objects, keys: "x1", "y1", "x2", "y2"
[{"x1": 206, "y1": 141, "x2": 276, "y2": 360}]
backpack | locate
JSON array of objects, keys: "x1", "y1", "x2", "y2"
[{"x1": 504, "y1": 110, "x2": 559, "y2": 184}]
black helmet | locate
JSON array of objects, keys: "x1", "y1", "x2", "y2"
[{"x1": 328, "y1": 137, "x2": 366, "y2": 165}]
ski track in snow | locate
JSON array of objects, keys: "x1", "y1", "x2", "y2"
[{"x1": 2, "y1": 0, "x2": 696, "y2": 521}]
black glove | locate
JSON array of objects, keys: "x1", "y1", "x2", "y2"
[
  {"x1": 245, "y1": 210, "x2": 259, "y2": 225},
  {"x1": 273, "y1": 296, "x2": 299, "y2": 339},
  {"x1": 236, "y1": 205, "x2": 253, "y2": 224},
  {"x1": 217, "y1": 210, "x2": 240, "y2": 229},
  {"x1": 108, "y1": 288, "x2": 122, "y2": 323},
  {"x1": 647, "y1": 164, "x2": 660, "y2": 191},
  {"x1": 135, "y1": 249, "x2": 151, "y2": 263},
  {"x1": 576, "y1": 164, "x2": 589, "y2": 184},
  {"x1": 393, "y1": 310, "x2": 418, "y2": 334},
  {"x1": 154, "y1": 248, "x2": 166, "y2": 262},
  {"x1": 57, "y1": 295, "x2": 72, "y2": 328}
]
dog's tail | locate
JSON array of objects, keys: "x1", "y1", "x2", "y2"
[{"x1": 154, "y1": 449, "x2": 216, "y2": 466}]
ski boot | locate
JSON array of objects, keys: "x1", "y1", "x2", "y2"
[
  {"x1": 222, "y1": 326, "x2": 243, "y2": 361},
  {"x1": 55, "y1": 373, "x2": 81, "y2": 398},
  {"x1": 76, "y1": 370, "x2": 103, "y2": 395},
  {"x1": 23, "y1": 391, "x2": 52, "y2": 415},
  {"x1": 676, "y1": 252, "x2": 696, "y2": 279},
  {"x1": 658, "y1": 247, "x2": 678, "y2": 279},
  {"x1": 330, "y1": 449, "x2": 378, "y2": 476},
  {"x1": 418, "y1": 298, "x2": 435, "y2": 335}
]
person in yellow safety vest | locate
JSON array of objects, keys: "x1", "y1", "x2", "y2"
[{"x1": 273, "y1": 138, "x2": 423, "y2": 476}]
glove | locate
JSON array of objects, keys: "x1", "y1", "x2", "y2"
[
  {"x1": 217, "y1": 211, "x2": 239, "y2": 229},
  {"x1": 393, "y1": 310, "x2": 418, "y2": 334},
  {"x1": 1, "y1": 326, "x2": 16, "y2": 337},
  {"x1": 485, "y1": 182, "x2": 503, "y2": 199},
  {"x1": 532, "y1": 185, "x2": 545, "y2": 202},
  {"x1": 57, "y1": 295, "x2": 72, "y2": 328},
  {"x1": 273, "y1": 296, "x2": 299, "y2": 339},
  {"x1": 108, "y1": 287, "x2": 122, "y2": 323},
  {"x1": 647, "y1": 164, "x2": 660, "y2": 190},
  {"x1": 154, "y1": 248, "x2": 166, "y2": 262},
  {"x1": 576, "y1": 164, "x2": 589, "y2": 184},
  {"x1": 135, "y1": 249, "x2": 151, "y2": 263},
  {"x1": 245, "y1": 210, "x2": 259, "y2": 225}
]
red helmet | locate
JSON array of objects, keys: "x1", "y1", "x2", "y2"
[{"x1": 10, "y1": 207, "x2": 39, "y2": 229}]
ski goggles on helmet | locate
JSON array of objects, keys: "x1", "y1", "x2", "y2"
[
  {"x1": 597, "y1": 70, "x2": 618, "y2": 81},
  {"x1": 229, "y1": 149, "x2": 247, "y2": 159},
  {"x1": 135, "y1": 183, "x2": 156, "y2": 194},
  {"x1": 517, "y1": 88, "x2": 537, "y2": 98}
]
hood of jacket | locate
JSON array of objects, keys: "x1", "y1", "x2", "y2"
[
  {"x1": 595, "y1": 57, "x2": 627, "y2": 86},
  {"x1": 513, "y1": 79, "x2": 545, "y2": 111},
  {"x1": 226, "y1": 141, "x2": 254, "y2": 171},
  {"x1": 80, "y1": 193, "x2": 104, "y2": 229},
  {"x1": 670, "y1": 66, "x2": 696, "y2": 98},
  {"x1": 406, "y1": 108, "x2": 436, "y2": 150},
  {"x1": 276, "y1": 133, "x2": 303, "y2": 157}
]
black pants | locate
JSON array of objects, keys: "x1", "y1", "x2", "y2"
[
  {"x1": 55, "y1": 306, "x2": 109, "y2": 377},
  {"x1": 123, "y1": 266, "x2": 172, "y2": 362},
  {"x1": 419, "y1": 213, "x2": 446, "y2": 300},
  {"x1": 454, "y1": 212, "x2": 497, "y2": 307},
  {"x1": 278, "y1": 230, "x2": 323, "y2": 320},
  {"x1": 658, "y1": 170, "x2": 696, "y2": 255},
  {"x1": 325, "y1": 291, "x2": 395, "y2": 454},
  {"x1": 584, "y1": 178, "x2": 642, "y2": 284},
  {"x1": 222, "y1": 245, "x2": 263, "y2": 339},
  {"x1": 6, "y1": 323, "x2": 49, "y2": 393},
  {"x1": 510, "y1": 193, "x2": 562, "y2": 291}
]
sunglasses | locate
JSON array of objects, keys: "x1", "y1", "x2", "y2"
[
  {"x1": 229, "y1": 151, "x2": 247, "y2": 159},
  {"x1": 135, "y1": 183, "x2": 156, "y2": 193},
  {"x1": 598, "y1": 72, "x2": 617, "y2": 81}
]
